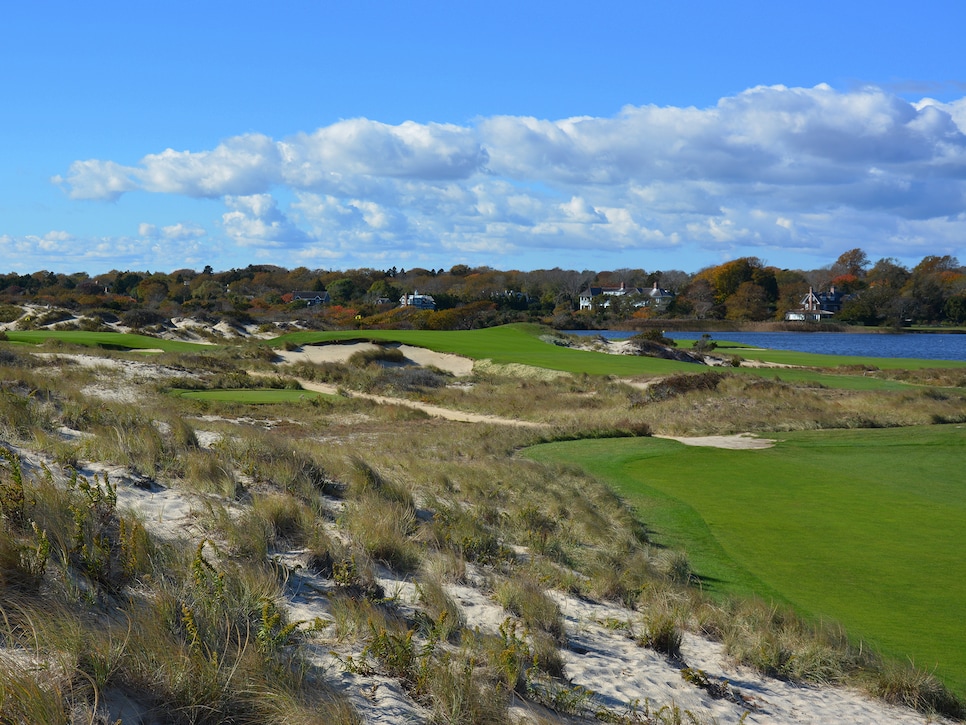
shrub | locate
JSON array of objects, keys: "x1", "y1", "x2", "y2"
[
  {"x1": 121, "y1": 308, "x2": 168, "y2": 329},
  {"x1": 0, "y1": 304, "x2": 23, "y2": 323},
  {"x1": 347, "y1": 345, "x2": 405, "y2": 367},
  {"x1": 692, "y1": 333, "x2": 717, "y2": 352},
  {"x1": 643, "y1": 371, "x2": 725, "y2": 403},
  {"x1": 377, "y1": 366, "x2": 447, "y2": 392},
  {"x1": 630, "y1": 329, "x2": 677, "y2": 347}
]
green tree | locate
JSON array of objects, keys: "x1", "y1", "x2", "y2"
[
  {"x1": 725, "y1": 281, "x2": 771, "y2": 321},
  {"x1": 327, "y1": 278, "x2": 357, "y2": 305},
  {"x1": 944, "y1": 294, "x2": 966, "y2": 323}
]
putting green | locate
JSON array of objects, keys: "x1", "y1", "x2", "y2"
[{"x1": 524, "y1": 424, "x2": 966, "y2": 695}]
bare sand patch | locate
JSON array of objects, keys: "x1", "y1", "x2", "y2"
[
  {"x1": 275, "y1": 342, "x2": 475, "y2": 376},
  {"x1": 655, "y1": 433, "x2": 777, "y2": 449},
  {"x1": 472, "y1": 358, "x2": 570, "y2": 380},
  {"x1": 292, "y1": 377, "x2": 546, "y2": 427}
]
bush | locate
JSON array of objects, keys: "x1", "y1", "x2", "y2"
[
  {"x1": 630, "y1": 329, "x2": 677, "y2": 347},
  {"x1": 121, "y1": 309, "x2": 168, "y2": 329},
  {"x1": 378, "y1": 367, "x2": 446, "y2": 392},
  {"x1": 347, "y1": 345, "x2": 406, "y2": 367},
  {"x1": 0, "y1": 304, "x2": 23, "y2": 323},
  {"x1": 643, "y1": 371, "x2": 725, "y2": 403},
  {"x1": 692, "y1": 333, "x2": 717, "y2": 353}
]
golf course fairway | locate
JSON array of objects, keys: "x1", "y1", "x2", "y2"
[{"x1": 524, "y1": 424, "x2": 966, "y2": 695}]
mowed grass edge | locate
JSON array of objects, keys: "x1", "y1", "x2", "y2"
[{"x1": 523, "y1": 424, "x2": 966, "y2": 696}]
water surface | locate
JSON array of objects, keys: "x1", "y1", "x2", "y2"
[{"x1": 567, "y1": 330, "x2": 966, "y2": 362}]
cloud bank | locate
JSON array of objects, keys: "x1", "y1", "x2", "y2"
[{"x1": 53, "y1": 85, "x2": 966, "y2": 270}]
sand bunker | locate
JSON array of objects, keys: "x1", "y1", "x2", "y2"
[
  {"x1": 275, "y1": 342, "x2": 475, "y2": 376},
  {"x1": 656, "y1": 433, "x2": 777, "y2": 449}
]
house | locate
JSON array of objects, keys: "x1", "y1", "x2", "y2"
[
  {"x1": 646, "y1": 282, "x2": 675, "y2": 310},
  {"x1": 784, "y1": 287, "x2": 836, "y2": 321},
  {"x1": 816, "y1": 286, "x2": 847, "y2": 314},
  {"x1": 291, "y1": 290, "x2": 331, "y2": 306},
  {"x1": 578, "y1": 282, "x2": 643, "y2": 310},
  {"x1": 399, "y1": 290, "x2": 436, "y2": 310},
  {"x1": 578, "y1": 282, "x2": 674, "y2": 311}
]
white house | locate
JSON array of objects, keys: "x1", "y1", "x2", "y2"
[
  {"x1": 399, "y1": 290, "x2": 436, "y2": 310},
  {"x1": 784, "y1": 287, "x2": 834, "y2": 321}
]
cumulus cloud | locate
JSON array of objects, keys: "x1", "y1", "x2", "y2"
[
  {"x1": 55, "y1": 160, "x2": 138, "y2": 201},
  {"x1": 0, "y1": 227, "x2": 209, "y2": 272},
  {"x1": 139, "y1": 222, "x2": 207, "y2": 240},
  {"x1": 281, "y1": 119, "x2": 488, "y2": 188},
  {"x1": 221, "y1": 194, "x2": 313, "y2": 249},
  {"x1": 54, "y1": 85, "x2": 966, "y2": 268}
]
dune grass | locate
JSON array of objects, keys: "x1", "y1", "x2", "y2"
[{"x1": 523, "y1": 424, "x2": 966, "y2": 696}]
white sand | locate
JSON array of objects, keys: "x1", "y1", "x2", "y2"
[
  {"x1": 292, "y1": 376, "x2": 546, "y2": 427},
  {"x1": 275, "y1": 342, "x2": 475, "y2": 377},
  {"x1": 553, "y1": 593, "x2": 943, "y2": 724},
  {"x1": 655, "y1": 433, "x2": 778, "y2": 449}
]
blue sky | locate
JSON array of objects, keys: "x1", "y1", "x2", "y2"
[{"x1": 3, "y1": 1, "x2": 965, "y2": 275}]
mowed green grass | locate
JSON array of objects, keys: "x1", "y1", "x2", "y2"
[
  {"x1": 270, "y1": 324, "x2": 960, "y2": 390},
  {"x1": 524, "y1": 424, "x2": 966, "y2": 695},
  {"x1": 172, "y1": 388, "x2": 336, "y2": 404},
  {"x1": 6, "y1": 330, "x2": 211, "y2": 353},
  {"x1": 271, "y1": 323, "x2": 693, "y2": 375}
]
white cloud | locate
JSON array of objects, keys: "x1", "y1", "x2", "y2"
[
  {"x1": 160, "y1": 223, "x2": 206, "y2": 240},
  {"x1": 281, "y1": 119, "x2": 488, "y2": 187},
  {"x1": 55, "y1": 160, "x2": 138, "y2": 201},
  {"x1": 0, "y1": 228, "x2": 209, "y2": 272},
  {"x1": 221, "y1": 194, "x2": 312, "y2": 249},
  {"x1": 53, "y1": 85, "x2": 966, "y2": 270},
  {"x1": 138, "y1": 134, "x2": 282, "y2": 197}
]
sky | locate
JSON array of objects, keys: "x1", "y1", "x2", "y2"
[{"x1": 2, "y1": 1, "x2": 966, "y2": 277}]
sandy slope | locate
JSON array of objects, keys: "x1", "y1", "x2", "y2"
[
  {"x1": 8, "y1": 343, "x2": 955, "y2": 723},
  {"x1": 17, "y1": 445, "x2": 947, "y2": 724}
]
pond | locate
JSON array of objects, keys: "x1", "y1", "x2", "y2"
[{"x1": 566, "y1": 330, "x2": 966, "y2": 362}]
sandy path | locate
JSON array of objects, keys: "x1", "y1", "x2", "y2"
[{"x1": 292, "y1": 377, "x2": 547, "y2": 428}]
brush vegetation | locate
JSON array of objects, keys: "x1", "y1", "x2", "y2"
[{"x1": 0, "y1": 325, "x2": 964, "y2": 722}]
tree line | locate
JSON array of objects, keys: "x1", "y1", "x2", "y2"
[{"x1": 1, "y1": 250, "x2": 964, "y2": 330}]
